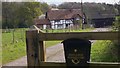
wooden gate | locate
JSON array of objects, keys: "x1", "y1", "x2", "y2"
[{"x1": 26, "y1": 28, "x2": 120, "y2": 68}]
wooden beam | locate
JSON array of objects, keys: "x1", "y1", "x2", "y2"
[
  {"x1": 33, "y1": 25, "x2": 45, "y2": 33},
  {"x1": 38, "y1": 41, "x2": 46, "y2": 62},
  {"x1": 38, "y1": 32, "x2": 119, "y2": 41},
  {"x1": 39, "y1": 62, "x2": 120, "y2": 68}
]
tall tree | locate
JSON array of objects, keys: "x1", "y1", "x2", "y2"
[
  {"x1": 40, "y1": 2, "x2": 49, "y2": 14},
  {"x1": 17, "y1": 2, "x2": 43, "y2": 28},
  {"x1": 114, "y1": 4, "x2": 120, "y2": 15},
  {"x1": 113, "y1": 16, "x2": 120, "y2": 31},
  {"x1": 2, "y1": 2, "x2": 19, "y2": 28},
  {"x1": 2, "y1": 2, "x2": 48, "y2": 28},
  {"x1": 50, "y1": 4, "x2": 57, "y2": 8}
]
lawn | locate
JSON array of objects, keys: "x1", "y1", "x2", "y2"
[{"x1": 2, "y1": 28, "x2": 94, "y2": 64}]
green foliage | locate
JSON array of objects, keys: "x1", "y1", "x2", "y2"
[
  {"x1": 2, "y1": 2, "x2": 19, "y2": 28},
  {"x1": 114, "y1": 4, "x2": 120, "y2": 15},
  {"x1": 91, "y1": 40, "x2": 119, "y2": 62},
  {"x1": 45, "y1": 41, "x2": 61, "y2": 48},
  {"x1": 2, "y1": 2, "x2": 49, "y2": 29},
  {"x1": 40, "y1": 2, "x2": 50, "y2": 14},
  {"x1": 17, "y1": 2, "x2": 43, "y2": 28},
  {"x1": 113, "y1": 16, "x2": 120, "y2": 31},
  {"x1": 58, "y1": 2, "x2": 117, "y2": 13},
  {"x1": 58, "y1": 2, "x2": 118, "y2": 20}
]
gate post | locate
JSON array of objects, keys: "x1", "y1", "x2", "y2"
[{"x1": 26, "y1": 30, "x2": 45, "y2": 67}]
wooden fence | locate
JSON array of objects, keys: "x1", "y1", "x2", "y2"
[{"x1": 26, "y1": 28, "x2": 120, "y2": 68}]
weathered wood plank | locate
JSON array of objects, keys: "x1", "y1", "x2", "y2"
[
  {"x1": 26, "y1": 30, "x2": 46, "y2": 67},
  {"x1": 26, "y1": 31, "x2": 36, "y2": 66},
  {"x1": 33, "y1": 25, "x2": 45, "y2": 33},
  {"x1": 39, "y1": 32, "x2": 119, "y2": 41},
  {"x1": 38, "y1": 41, "x2": 46, "y2": 62},
  {"x1": 39, "y1": 62, "x2": 120, "y2": 68}
]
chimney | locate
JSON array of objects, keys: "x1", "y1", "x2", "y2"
[
  {"x1": 69, "y1": 9, "x2": 73, "y2": 12},
  {"x1": 45, "y1": 12, "x2": 48, "y2": 19}
]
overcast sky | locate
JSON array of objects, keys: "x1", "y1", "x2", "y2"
[
  {"x1": 2, "y1": 0, "x2": 119, "y2": 5},
  {"x1": 37, "y1": 0, "x2": 119, "y2": 5}
]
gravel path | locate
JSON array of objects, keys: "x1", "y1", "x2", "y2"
[
  {"x1": 46, "y1": 43, "x2": 65, "y2": 62},
  {"x1": 2, "y1": 28, "x2": 111, "y2": 66}
]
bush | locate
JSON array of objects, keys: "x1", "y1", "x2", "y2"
[
  {"x1": 91, "y1": 40, "x2": 120, "y2": 62},
  {"x1": 112, "y1": 16, "x2": 120, "y2": 31}
]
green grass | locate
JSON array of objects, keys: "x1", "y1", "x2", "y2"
[
  {"x1": 43, "y1": 28, "x2": 94, "y2": 33},
  {"x1": 0, "y1": 29, "x2": 2, "y2": 65},
  {"x1": 0, "y1": 41, "x2": 2, "y2": 66},
  {"x1": 45, "y1": 41, "x2": 61, "y2": 48},
  {"x1": 91, "y1": 40, "x2": 119, "y2": 62},
  {"x1": 2, "y1": 28, "x2": 27, "y2": 64}
]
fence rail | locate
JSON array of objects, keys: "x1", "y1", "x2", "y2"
[{"x1": 38, "y1": 31, "x2": 119, "y2": 41}]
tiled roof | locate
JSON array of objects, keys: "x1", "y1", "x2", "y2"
[
  {"x1": 34, "y1": 19, "x2": 51, "y2": 25},
  {"x1": 47, "y1": 9, "x2": 83, "y2": 20},
  {"x1": 34, "y1": 9, "x2": 83, "y2": 25},
  {"x1": 83, "y1": 3, "x2": 116, "y2": 19}
]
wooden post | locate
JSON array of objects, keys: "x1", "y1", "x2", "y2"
[
  {"x1": 38, "y1": 41, "x2": 46, "y2": 62},
  {"x1": 26, "y1": 30, "x2": 39, "y2": 67},
  {"x1": 39, "y1": 62, "x2": 120, "y2": 68},
  {"x1": 26, "y1": 29, "x2": 46, "y2": 67}
]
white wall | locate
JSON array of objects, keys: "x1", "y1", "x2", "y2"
[
  {"x1": 43, "y1": 25, "x2": 47, "y2": 29},
  {"x1": 50, "y1": 19, "x2": 73, "y2": 29}
]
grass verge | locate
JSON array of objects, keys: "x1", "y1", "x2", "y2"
[
  {"x1": 2, "y1": 28, "x2": 27, "y2": 64},
  {"x1": 91, "y1": 40, "x2": 119, "y2": 62},
  {"x1": 45, "y1": 41, "x2": 61, "y2": 48},
  {"x1": 43, "y1": 28, "x2": 94, "y2": 33}
]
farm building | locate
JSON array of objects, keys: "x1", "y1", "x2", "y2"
[
  {"x1": 83, "y1": 3, "x2": 117, "y2": 28},
  {"x1": 85, "y1": 10, "x2": 116, "y2": 28},
  {"x1": 34, "y1": 9, "x2": 86, "y2": 29}
]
